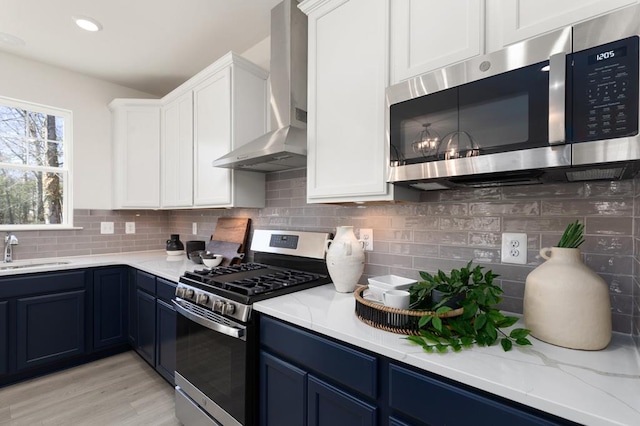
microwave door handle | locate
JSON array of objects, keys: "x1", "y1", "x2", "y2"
[
  {"x1": 548, "y1": 52, "x2": 567, "y2": 145},
  {"x1": 172, "y1": 299, "x2": 246, "y2": 340}
]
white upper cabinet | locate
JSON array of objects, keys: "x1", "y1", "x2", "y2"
[
  {"x1": 390, "y1": 0, "x2": 484, "y2": 84},
  {"x1": 110, "y1": 52, "x2": 267, "y2": 210},
  {"x1": 193, "y1": 69, "x2": 231, "y2": 207},
  {"x1": 486, "y1": 0, "x2": 639, "y2": 52},
  {"x1": 192, "y1": 54, "x2": 268, "y2": 208},
  {"x1": 301, "y1": 0, "x2": 417, "y2": 203},
  {"x1": 109, "y1": 99, "x2": 161, "y2": 209},
  {"x1": 161, "y1": 91, "x2": 193, "y2": 208}
]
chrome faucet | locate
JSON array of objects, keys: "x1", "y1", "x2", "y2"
[{"x1": 4, "y1": 233, "x2": 18, "y2": 263}]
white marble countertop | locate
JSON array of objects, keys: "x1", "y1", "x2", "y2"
[
  {"x1": 254, "y1": 284, "x2": 640, "y2": 426},
  {"x1": 0, "y1": 250, "x2": 198, "y2": 283}
]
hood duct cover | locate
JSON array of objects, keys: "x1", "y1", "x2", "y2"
[{"x1": 213, "y1": 0, "x2": 308, "y2": 172}]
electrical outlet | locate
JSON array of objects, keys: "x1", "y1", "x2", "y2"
[
  {"x1": 501, "y1": 232, "x2": 527, "y2": 264},
  {"x1": 359, "y1": 228, "x2": 373, "y2": 251},
  {"x1": 125, "y1": 222, "x2": 136, "y2": 234},
  {"x1": 100, "y1": 222, "x2": 114, "y2": 235},
  {"x1": 192, "y1": 222, "x2": 198, "y2": 235}
]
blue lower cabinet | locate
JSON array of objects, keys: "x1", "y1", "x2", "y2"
[
  {"x1": 260, "y1": 351, "x2": 308, "y2": 426},
  {"x1": 133, "y1": 274, "x2": 177, "y2": 384},
  {"x1": 307, "y1": 376, "x2": 376, "y2": 426},
  {"x1": 259, "y1": 315, "x2": 574, "y2": 426},
  {"x1": 136, "y1": 289, "x2": 156, "y2": 366},
  {"x1": 16, "y1": 290, "x2": 85, "y2": 371},
  {"x1": 0, "y1": 301, "x2": 7, "y2": 375},
  {"x1": 93, "y1": 268, "x2": 128, "y2": 350},
  {"x1": 155, "y1": 299, "x2": 176, "y2": 384}
]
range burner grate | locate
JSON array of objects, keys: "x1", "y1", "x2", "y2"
[{"x1": 182, "y1": 263, "x2": 326, "y2": 297}]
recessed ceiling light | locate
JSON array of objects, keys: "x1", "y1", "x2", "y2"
[
  {"x1": 73, "y1": 15, "x2": 103, "y2": 32},
  {"x1": 0, "y1": 32, "x2": 25, "y2": 47}
]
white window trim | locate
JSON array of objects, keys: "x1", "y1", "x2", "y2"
[{"x1": 0, "y1": 96, "x2": 73, "y2": 230}]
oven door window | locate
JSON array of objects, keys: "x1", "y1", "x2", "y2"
[{"x1": 176, "y1": 312, "x2": 247, "y2": 425}]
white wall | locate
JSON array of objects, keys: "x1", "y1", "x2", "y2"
[
  {"x1": 0, "y1": 51, "x2": 155, "y2": 209},
  {"x1": 241, "y1": 36, "x2": 270, "y2": 72}
]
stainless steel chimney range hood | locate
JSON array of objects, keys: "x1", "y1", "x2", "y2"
[{"x1": 213, "y1": 0, "x2": 308, "y2": 172}]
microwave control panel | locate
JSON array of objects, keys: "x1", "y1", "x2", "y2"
[{"x1": 572, "y1": 35, "x2": 639, "y2": 142}]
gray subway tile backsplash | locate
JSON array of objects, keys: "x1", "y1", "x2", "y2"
[{"x1": 4, "y1": 171, "x2": 639, "y2": 339}]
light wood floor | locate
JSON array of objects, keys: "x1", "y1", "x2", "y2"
[{"x1": 0, "y1": 351, "x2": 181, "y2": 426}]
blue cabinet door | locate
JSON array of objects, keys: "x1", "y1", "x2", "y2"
[
  {"x1": 155, "y1": 299, "x2": 176, "y2": 384},
  {"x1": 136, "y1": 289, "x2": 156, "y2": 366},
  {"x1": 0, "y1": 301, "x2": 7, "y2": 375},
  {"x1": 93, "y1": 268, "x2": 128, "y2": 350},
  {"x1": 307, "y1": 376, "x2": 376, "y2": 426},
  {"x1": 16, "y1": 290, "x2": 85, "y2": 371},
  {"x1": 260, "y1": 351, "x2": 307, "y2": 426},
  {"x1": 127, "y1": 269, "x2": 137, "y2": 346}
]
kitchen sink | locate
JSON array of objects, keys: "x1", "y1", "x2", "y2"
[{"x1": 0, "y1": 261, "x2": 71, "y2": 270}]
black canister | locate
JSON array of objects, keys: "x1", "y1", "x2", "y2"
[
  {"x1": 166, "y1": 234, "x2": 185, "y2": 251},
  {"x1": 185, "y1": 240, "x2": 206, "y2": 259}
]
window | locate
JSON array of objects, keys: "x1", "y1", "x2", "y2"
[{"x1": 0, "y1": 96, "x2": 72, "y2": 229}]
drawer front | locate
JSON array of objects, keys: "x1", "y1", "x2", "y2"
[
  {"x1": 136, "y1": 270, "x2": 156, "y2": 294},
  {"x1": 389, "y1": 363, "x2": 564, "y2": 426},
  {"x1": 0, "y1": 270, "x2": 86, "y2": 299},
  {"x1": 260, "y1": 315, "x2": 377, "y2": 399},
  {"x1": 156, "y1": 278, "x2": 177, "y2": 302}
]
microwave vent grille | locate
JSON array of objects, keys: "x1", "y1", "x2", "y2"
[{"x1": 566, "y1": 168, "x2": 624, "y2": 182}]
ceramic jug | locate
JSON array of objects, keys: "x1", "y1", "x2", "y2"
[
  {"x1": 166, "y1": 234, "x2": 184, "y2": 251},
  {"x1": 524, "y1": 247, "x2": 611, "y2": 350},
  {"x1": 325, "y1": 226, "x2": 365, "y2": 293}
]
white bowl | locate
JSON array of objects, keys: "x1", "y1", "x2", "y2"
[
  {"x1": 367, "y1": 275, "x2": 416, "y2": 300},
  {"x1": 202, "y1": 255, "x2": 223, "y2": 268}
]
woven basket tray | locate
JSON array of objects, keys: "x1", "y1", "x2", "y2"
[{"x1": 354, "y1": 286, "x2": 463, "y2": 335}]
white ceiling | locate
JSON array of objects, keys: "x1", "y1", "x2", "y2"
[{"x1": 0, "y1": 0, "x2": 282, "y2": 97}]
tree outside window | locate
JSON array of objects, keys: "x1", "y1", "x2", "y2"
[{"x1": 0, "y1": 97, "x2": 72, "y2": 228}]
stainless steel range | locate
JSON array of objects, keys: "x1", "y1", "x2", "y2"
[{"x1": 173, "y1": 229, "x2": 331, "y2": 426}]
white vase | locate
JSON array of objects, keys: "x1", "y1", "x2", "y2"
[
  {"x1": 524, "y1": 247, "x2": 611, "y2": 350},
  {"x1": 325, "y1": 226, "x2": 365, "y2": 293}
]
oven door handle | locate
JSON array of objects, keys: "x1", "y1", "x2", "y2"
[{"x1": 172, "y1": 299, "x2": 246, "y2": 340}]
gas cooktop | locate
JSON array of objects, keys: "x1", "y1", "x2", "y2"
[
  {"x1": 176, "y1": 229, "x2": 332, "y2": 322},
  {"x1": 181, "y1": 262, "x2": 329, "y2": 303}
]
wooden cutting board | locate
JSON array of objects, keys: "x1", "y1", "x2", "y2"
[
  {"x1": 210, "y1": 217, "x2": 251, "y2": 264},
  {"x1": 205, "y1": 240, "x2": 244, "y2": 267}
]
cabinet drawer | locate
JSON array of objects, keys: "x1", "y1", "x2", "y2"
[
  {"x1": 0, "y1": 270, "x2": 85, "y2": 298},
  {"x1": 136, "y1": 270, "x2": 156, "y2": 294},
  {"x1": 389, "y1": 363, "x2": 564, "y2": 426},
  {"x1": 260, "y1": 315, "x2": 377, "y2": 399},
  {"x1": 156, "y1": 278, "x2": 176, "y2": 302}
]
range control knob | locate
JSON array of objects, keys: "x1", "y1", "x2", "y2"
[
  {"x1": 185, "y1": 289, "x2": 196, "y2": 300},
  {"x1": 213, "y1": 300, "x2": 224, "y2": 313},
  {"x1": 196, "y1": 293, "x2": 210, "y2": 305},
  {"x1": 175, "y1": 287, "x2": 186, "y2": 298},
  {"x1": 222, "y1": 302, "x2": 236, "y2": 315}
]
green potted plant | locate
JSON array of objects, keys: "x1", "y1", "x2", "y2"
[{"x1": 408, "y1": 261, "x2": 532, "y2": 352}]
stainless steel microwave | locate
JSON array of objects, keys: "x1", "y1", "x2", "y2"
[{"x1": 387, "y1": 5, "x2": 640, "y2": 191}]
